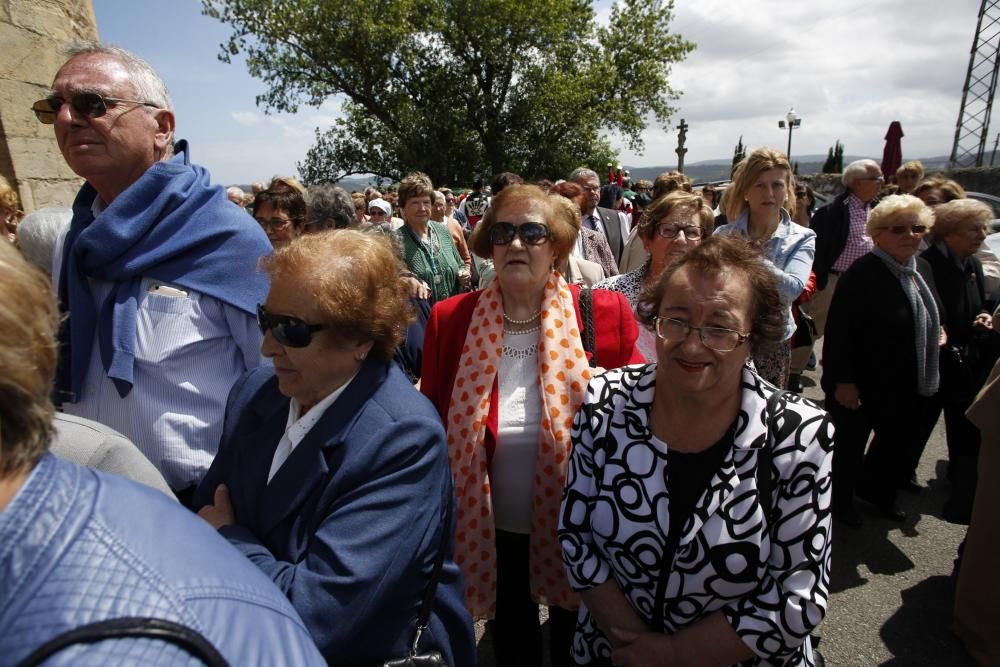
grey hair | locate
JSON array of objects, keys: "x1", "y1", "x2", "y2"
[
  {"x1": 63, "y1": 41, "x2": 173, "y2": 111},
  {"x1": 431, "y1": 190, "x2": 445, "y2": 205},
  {"x1": 305, "y1": 184, "x2": 355, "y2": 231},
  {"x1": 568, "y1": 167, "x2": 599, "y2": 182},
  {"x1": 842, "y1": 159, "x2": 880, "y2": 187},
  {"x1": 16, "y1": 206, "x2": 72, "y2": 274},
  {"x1": 928, "y1": 198, "x2": 993, "y2": 241}
]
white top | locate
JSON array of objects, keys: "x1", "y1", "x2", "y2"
[
  {"x1": 267, "y1": 374, "x2": 357, "y2": 483},
  {"x1": 59, "y1": 277, "x2": 266, "y2": 490},
  {"x1": 492, "y1": 330, "x2": 542, "y2": 534}
]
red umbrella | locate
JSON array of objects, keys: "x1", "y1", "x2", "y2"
[{"x1": 881, "y1": 121, "x2": 904, "y2": 181}]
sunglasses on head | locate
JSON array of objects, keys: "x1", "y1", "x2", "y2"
[
  {"x1": 882, "y1": 224, "x2": 928, "y2": 235},
  {"x1": 257, "y1": 304, "x2": 327, "y2": 348},
  {"x1": 31, "y1": 92, "x2": 160, "y2": 124},
  {"x1": 488, "y1": 222, "x2": 551, "y2": 246}
]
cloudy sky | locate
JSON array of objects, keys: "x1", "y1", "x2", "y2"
[{"x1": 93, "y1": 0, "x2": 986, "y2": 185}]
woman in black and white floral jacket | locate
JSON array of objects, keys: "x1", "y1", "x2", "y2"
[{"x1": 559, "y1": 236, "x2": 833, "y2": 666}]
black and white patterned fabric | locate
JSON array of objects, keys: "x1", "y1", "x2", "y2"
[{"x1": 559, "y1": 364, "x2": 833, "y2": 666}]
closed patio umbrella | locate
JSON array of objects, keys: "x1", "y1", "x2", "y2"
[{"x1": 882, "y1": 121, "x2": 904, "y2": 181}]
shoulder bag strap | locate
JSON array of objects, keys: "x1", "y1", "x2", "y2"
[
  {"x1": 579, "y1": 287, "x2": 598, "y2": 368},
  {"x1": 407, "y1": 486, "x2": 454, "y2": 656},
  {"x1": 16, "y1": 617, "x2": 229, "y2": 667},
  {"x1": 651, "y1": 389, "x2": 786, "y2": 631},
  {"x1": 757, "y1": 389, "x2": 786, "y2": 523}
]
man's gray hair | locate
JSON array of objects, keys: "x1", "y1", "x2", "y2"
[
  {"x1": 568, "y1": 167, "x2": 599, "y2": 182},
  {"x1": 305, "y1": 184, "x2": 355, "y2": 231},
  {"x1": 16, "y1": 206, "x2": 72, "y2": 274},
  {"x1": 64, "y1": 41, "x2": 173, "y2": 111},
  {"x1": 842, "y1": 159, "x2": 880, "y2": 187}
]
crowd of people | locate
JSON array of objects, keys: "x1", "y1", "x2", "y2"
[{"x1": 2, "y1": 39, "x2": 997, "y2": 666}]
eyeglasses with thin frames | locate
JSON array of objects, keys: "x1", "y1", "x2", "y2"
[
  {"x1": 656, "y1": 224, "x2": 704, "y2": 240},
  {"x1": 654, "y1": 316, "x2": 748, "y2": 352},
  {"x1": 31, "y1": 92, "x2": 160, "y2": 124}
]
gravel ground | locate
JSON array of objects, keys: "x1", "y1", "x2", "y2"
[{"x1": 473, "y1": 357, "x2": 977, "y2": 666}]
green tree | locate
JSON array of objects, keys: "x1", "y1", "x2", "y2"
[
  {"x1": 203, "y1": 0, "x2": 693, "y2": 184},
  {"x1": 730, "y1": 135, "x2": 746, "y2": 177},
  {"x1": 823, "y1": 140, "x2": 844, "y2": 173}
]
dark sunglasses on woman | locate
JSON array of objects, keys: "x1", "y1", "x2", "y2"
[
  {"x1": 31, "y1": 92, "x2": 159, "y2": 124},
  {"x1": 488, "y1": 222, "x2": 551, "y2": 246},
  {"x1": 882, "y1": 224, "x2": 928, "y2": 235},
  {"x1": 257, "y1": 304, "x2": 327, "y2": 348}
]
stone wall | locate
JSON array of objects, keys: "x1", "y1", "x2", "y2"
[{"x1": 0, "y1": 0, "x2": 97, "y2": 212}]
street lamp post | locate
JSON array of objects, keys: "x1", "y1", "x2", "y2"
[{"x1": 778, "y1": 108, "x2": 801, "y2": 158}]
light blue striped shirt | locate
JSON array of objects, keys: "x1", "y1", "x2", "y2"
[{"x1": 60, "y1": 277, "x2": 267, "y2": 490}]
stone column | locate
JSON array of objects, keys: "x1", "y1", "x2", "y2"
[{"x1": 0, "y1": 0, "x2": 98, "y2": 212}]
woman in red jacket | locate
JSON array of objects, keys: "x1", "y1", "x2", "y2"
[{"x1": 421, "y1": 184, "x2": 642, "y2": 667}]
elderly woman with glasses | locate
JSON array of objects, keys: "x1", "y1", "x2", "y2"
[
  {"x1": 253, "y1": 180, "x2": 306, "y2": 249},
  {"x1": 559, "y1": 236, "x2": 833, "y2": 667},
  {"x1": 194, "y1": 231, "x2": 476, "y2": 665},
  {"x1": 421, "y1": 184, "x2": 642, "y2": 667},
  {"x1": 393, "y1": 172, "x2": 469, "y2": 303},
  {"x1": 595, "y1": 190, "x2": 714, "y2": 360},
  {"x1": 921, "y1": 199, "x2": 997, "y2": 522},
  {"x1": 822, "y1": 194, "x2": 943, "y2": 527},
  {"x1": 715, "y1": 148, "x2": 816, "y2": 388}
]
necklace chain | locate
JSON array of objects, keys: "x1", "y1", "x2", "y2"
[{"x1": 503, "y1": 309, "x2": 542, "y2": 325}]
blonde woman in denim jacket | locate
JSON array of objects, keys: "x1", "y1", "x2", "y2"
[{"x1": 715, "y1": 148, "x2": 816, "y2": 387}]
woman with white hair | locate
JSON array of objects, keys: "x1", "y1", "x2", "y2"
[
  {"x1": 921, "y1": 198, "x2": 997, "y2": 522},
  {"x1": 15, "y1": 206, "x2": 72, "y2": 275},
  {"x1": 822, "y1": 194, "x2": 943, "y2": 527}
]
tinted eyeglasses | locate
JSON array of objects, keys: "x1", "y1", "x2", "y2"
[
  {"x1": 256, "y1": 216, "x2": 293, "y2": 233},
  {"x1": 257, "y1": 304, "x2": 327, "y2": 348},
  {"x1": 31, "y1": 92, "x2": 159, "y2": 124},
  {"x1": 881, "y1": 224, "x2": 928, "y2": 235},
  {"x1": 488, "y1": 222, "x2": 551, "y2": 246}
]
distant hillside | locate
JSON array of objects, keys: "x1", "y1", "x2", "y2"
[
  {"x1": 625, "y1": 155, "x2": 951, "y2": 185},
  {"x1": 227, "y1": 156, "x2": 953, "y2": 190}
]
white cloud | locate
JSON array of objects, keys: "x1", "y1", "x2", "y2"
[
  {"x1": 230, "y1": 111, "x2": 261, "y2": 127},
  {"x1": 615, "y1": 0, "x2": 986, "y2": 168}
]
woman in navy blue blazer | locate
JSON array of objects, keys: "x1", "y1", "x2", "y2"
[{"x1": 195, "y1": 230, "x2": 475, "y2": 666}]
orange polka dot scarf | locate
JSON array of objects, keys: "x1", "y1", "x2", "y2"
[{"x1": 446, "y1": 272, "x2": 592, "y2": 619}]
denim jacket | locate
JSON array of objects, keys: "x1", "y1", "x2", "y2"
[
  {"x1": 715, "y1": 209, "x2": 816, "y2": 339},
  {"x1": 0, "y1": 454, "x2": 324, "y2": 666}
]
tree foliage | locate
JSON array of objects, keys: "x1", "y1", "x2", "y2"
[
  {"x1": 202, "y1": 0, "x2": 693, "y2": 185},
  {"x1": 730, "y1": 135, "x2": 746, "y2": 178},
  {"x1": 823, "y1": 140, "x2": 844, "y2": 173}
]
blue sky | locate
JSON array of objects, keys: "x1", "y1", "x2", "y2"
[{"x1": 93, "y1": 0, "x2": 982, "y2": 185}]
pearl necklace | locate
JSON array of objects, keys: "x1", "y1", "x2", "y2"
[
  {"x1": 503, "y1": 309, "x2": 542, "y2": 325},
  {"x1": 504, "y1": 324, "x2": 541, "y2": 336}
]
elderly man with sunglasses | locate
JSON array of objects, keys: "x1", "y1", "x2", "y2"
[{"x1": 37, "y1": 42, "x2": 271, "y2": 506}]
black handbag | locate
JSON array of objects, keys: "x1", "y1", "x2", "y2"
[{"x1": 379, "y1": 492, "x2": 453, "y2": 667}]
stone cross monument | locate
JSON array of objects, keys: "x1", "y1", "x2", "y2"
[{"x1": 675, "y1": 118, "x2": 689, "y2": 174}]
